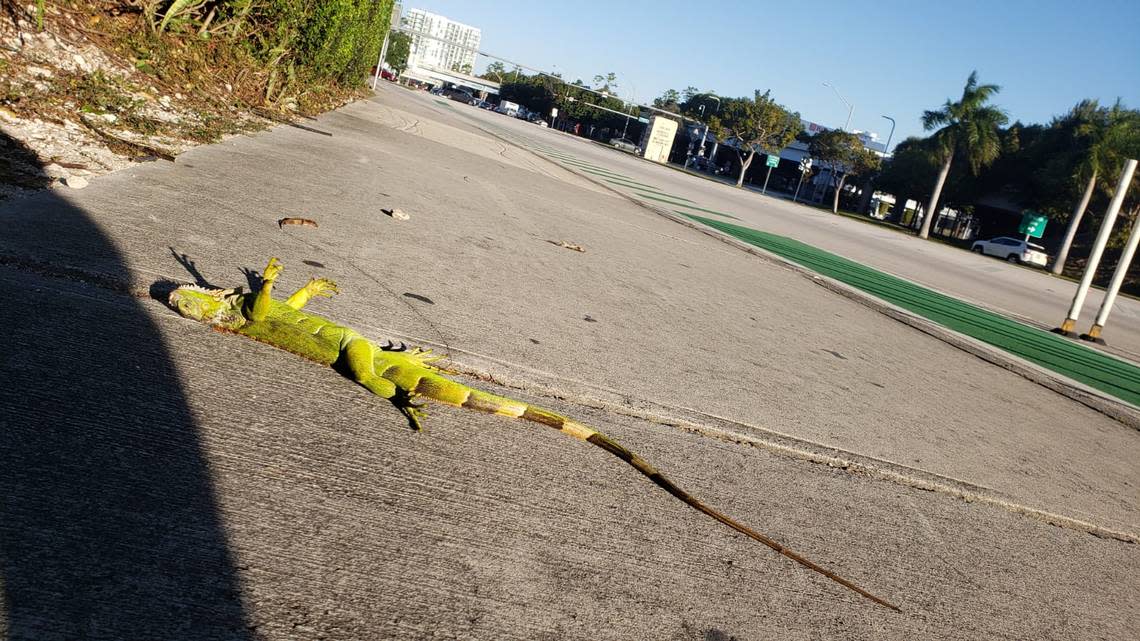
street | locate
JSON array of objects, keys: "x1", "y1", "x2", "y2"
[
  {"x1": 0, "y1": 84, "x2": 1137, "y2": 639},
  {"x1": 443, "y1": 92, "x2": 1140, "y2": 361}
]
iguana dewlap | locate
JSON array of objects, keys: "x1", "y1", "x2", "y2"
[{"x1": 169, "y1": 257, "x2": 899, "y2": 611}]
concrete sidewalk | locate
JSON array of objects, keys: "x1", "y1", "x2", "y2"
[{"x1": 1, "y1": 87, "x2": 1137, "y2": 639}]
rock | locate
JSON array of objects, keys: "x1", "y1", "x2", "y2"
[
  {"x1": 63, "y1": 175, "x2": 88, "y2": 189},
  {"x1": 159, "y1": 96, "x2": 172, "y2": 108},
  {"x1": 27, "y1": 66, "x2": 53, "y2": 78},
  {"x1": 43, "y1": 163, "x2": 69, "y2": 179},
  {"x1": 388, "y1": 208, "x2": 410, "y2": 221}
]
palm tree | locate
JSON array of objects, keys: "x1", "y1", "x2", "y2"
[
  {"x1": 918, "y1": 71, "x2": 1008, "y2": 239},
  {"x1": 1051, "y1": 100, "x2": 1139, "y2": 274}
]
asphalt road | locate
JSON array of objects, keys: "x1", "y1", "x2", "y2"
[
  {"x1": 444, "y1": 97, "x2": 1140, "y2": 361},
  {"x1": 0, "y1": 85, "x2": 1137, "y2": 639}
]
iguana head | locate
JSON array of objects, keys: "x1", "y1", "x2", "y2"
[{"x1": 169, "y1": 285, "x2": 247, "y2": 330}]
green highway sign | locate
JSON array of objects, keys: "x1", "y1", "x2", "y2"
[
  {"x1": 1018, "y1": 210, "x2": 1048, "y2": 238},
  {"x1": 766, "y1": 154, "x2": 780, "y2": 168}
]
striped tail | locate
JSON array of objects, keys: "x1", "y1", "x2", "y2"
[{"x1": 420, "y1": 376, "x2": 900, "y2": 612}]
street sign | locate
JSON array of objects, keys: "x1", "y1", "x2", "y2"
[
  {"x1": 550, "y1": 107, "x2": 558, "y2": 117},
  {"x1": 766, "y1": 154, "x2": 780, "y2": 168},
  {"x1": 799, "y1": 157, "x2": 812, "y2": 172},
  {"x1": 1018, "y1": 210, "x2": 1048, "y2": 238}
]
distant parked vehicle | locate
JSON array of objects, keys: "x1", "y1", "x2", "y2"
[
  {"x1": 610, "y1": 137, "x2": 640, "y2": 154},
  {"x1": 690, "y1": 156, "x2": 721, "y2": 172},
  {"x1": 971, "y1": 236, "x2": 1049, "y2": 267},
  {"x1": 442, "y1": 87, "x2": 476, "y2": 104},
  {"x1": 496, "y1": 100, "x2": 520, "y2": 117}
]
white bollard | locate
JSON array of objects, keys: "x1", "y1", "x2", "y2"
[
  {"x1": 1086, "y1": 168, "x2": 1140, "y2": 342},
  {"x1": 1058, "y1": 159, "x2": 1138, "y2": 334}
]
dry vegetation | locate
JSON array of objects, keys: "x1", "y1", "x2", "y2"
[{"x1": 0, "y1": 0, "x2": 392, "y2": 196}]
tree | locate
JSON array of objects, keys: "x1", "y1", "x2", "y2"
[
  {"x1": 709, "y1": 90, "x2": 801, "y2": 188},
  {"x1": 384, "y1": 31, "x2": 411, "y2": 75},
  {"x1": 654, "y1": 89, "x2": 682, "y2": 113},
  {"x1": 809, "y1": 130, "x2": 881, "y2": 213},
  {"x1": 1051, "y1": 100, "x2": 1140, "y2": 274},
  {"x1": 481, "y1": 60, "x2": 507, "y2": 84},
  {"x1": 593, "y1": 72, "x2": 618, "y2": 94},
  {"x1": 918, "y1": 71, "x2": 1009, "y2": 239}
]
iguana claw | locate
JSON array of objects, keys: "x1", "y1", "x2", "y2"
[
  {"x1": 307, "y1": 277, "x2": 339, "y2": 298},
  {"x1": 406, "y1": 347, "x2": 443, "y2": 368},
  {"x1": 381, "y1": 340, "x2": 407, "y2": 352},
  {"x1": 262, "y1": 257, "x2": 283, "y2": 283},
  {"x1": 398, "y1": 398, "x2": 427, "y2": 430}
]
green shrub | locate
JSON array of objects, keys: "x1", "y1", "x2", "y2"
[{"x1": 122, "y1": 0, "x2": 394, "y2": 93}]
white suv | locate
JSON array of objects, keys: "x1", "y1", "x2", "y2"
[{"x1": 970, "y1": 236, "x2": 1049, "y2": 268}]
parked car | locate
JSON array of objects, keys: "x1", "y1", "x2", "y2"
[
  {"x1": 442, "y1": 87, "x2": 476, "y2": 105},
  {"x1": 610, "y1": 137, "x2": 640, "y2": 154},
  {"x1": 691, "y1": 156, "x2": 726, "y2": 172},
  {"x1": 971, "y1": 236, "x2": 1049, "y2": 267}
]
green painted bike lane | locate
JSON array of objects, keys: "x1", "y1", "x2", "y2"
[{"x1": 687, "y1": 214, "x2": 1140, "y2": 407}]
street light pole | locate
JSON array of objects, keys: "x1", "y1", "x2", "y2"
[
  {"x1": 881, "y1": 115, "x2": 896, "y2": 154},
  {"x1": 695, "y1": 94, "x2": 720, "y2": 166},
  {"x1": 373, "y1": 3, "x2": 404, "y2": 90},
  {"x1": 823, "y1": 82, "x2": 853, "y2": 130}
]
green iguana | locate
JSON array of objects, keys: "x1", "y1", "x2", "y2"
[{"x1": 169, "y1": 257, "x2": 900, "y2": 611}]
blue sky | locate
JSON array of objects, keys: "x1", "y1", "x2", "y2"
[{"x1": 405, "y1": 0, "x2": 1140, "y2": 148}]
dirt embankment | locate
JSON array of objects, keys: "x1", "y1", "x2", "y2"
[{"x1": 0, "y1": 2, "x2": 367, "y2": 199}]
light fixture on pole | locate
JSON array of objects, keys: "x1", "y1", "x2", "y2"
[
  {"x1": 881, "y1": 115, "x2": 896, "y2": 154},
  {"x1": 696, "y1": 94, "x2": 721, "y2": 161},
  {"x1": 823, "y1": 82, "x2": 853, "y2": 130}
]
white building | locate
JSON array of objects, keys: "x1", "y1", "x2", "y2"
[{"x1": 402, "y1": 8, "x2": 480, "y2": 74}]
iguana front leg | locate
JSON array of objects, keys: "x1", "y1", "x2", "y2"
[
  {"x1": 248, "y1": 257, "x2": 283, "y2": 321},
  {"x1": 343, "y1": 337, "x2": 426, "y2": 430},
  {"x1": 285, "y1": 277, "x2": 339, "y2": 310}
]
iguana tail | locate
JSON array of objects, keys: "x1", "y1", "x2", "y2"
[{"x1": 415, "y1": 373, "x2": 901, "y2": 612}]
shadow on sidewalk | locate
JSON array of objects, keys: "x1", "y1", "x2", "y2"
[{"x1": 0, "y1": 131, "x2": 251, "y2": 639}]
